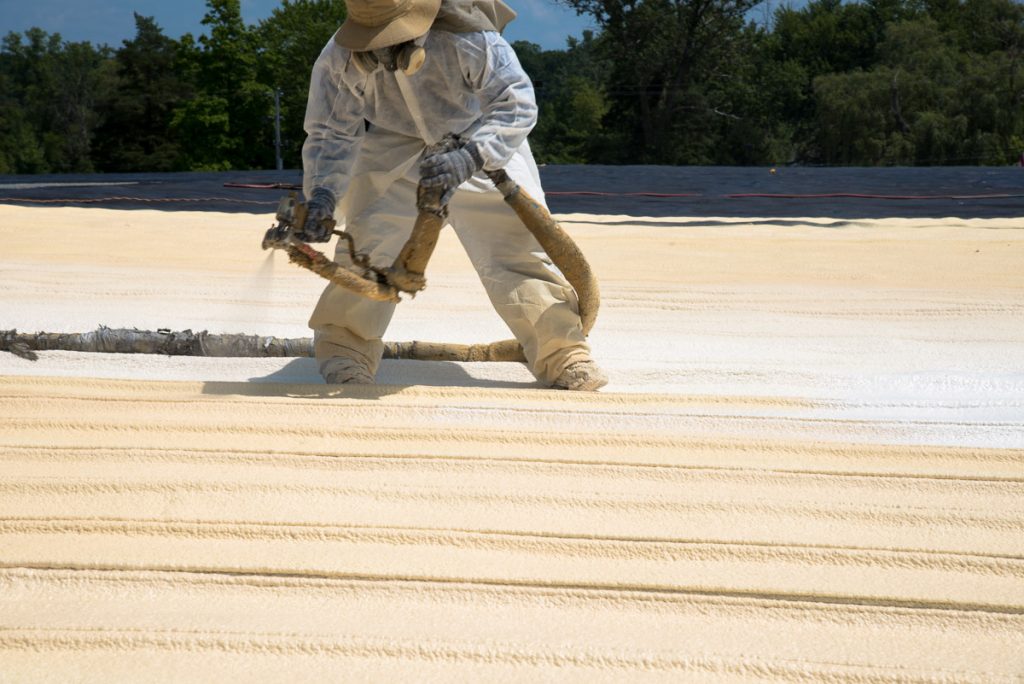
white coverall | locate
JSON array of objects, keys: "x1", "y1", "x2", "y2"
[{"x1": 302, "y1": 28, "x2": 591, "y2": 383}]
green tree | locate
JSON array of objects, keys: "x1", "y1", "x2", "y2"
[
  {"x1": 514, "y1": 32, "x2": 613, "y2": 163},
  {"x1": 0, "y1": 29, "x2": 114, "y2": 173},
  {"x1": 706, "y1": 24, "x2": 809, "y2": 164},
  {"x1": 812, "y1": 10, "x2": 1023, "y2": 165},
  {"x1": 93, "y1": 15, "x2": 193, "y2": 171},
  {"x1": 256, "y1": 0, "x2": 347, "y2": 168},
  {"x1": 760, "y1": 0, "x2": 920, "y2": 162},
  {"x1": 878, "y1": 19, "x2": 965, "y2": 164},
  {"x1": 770, "y1": 0, "x2": 897, "y2": 78},
  {"x1": 560, "y1": 0, "x2": 764, "y2": 163},
  {"x1": 171, "y1": 0, "x2": 272, "y2": 170},
  {"x1": 0, "y1": 36, "x2": 42, "y2": 172},
  {"x1": 0, "y1": 94, "x2": 47, "y2": 173},
  {"x1": 813, "y1": 68, "x2": 901, "y2": 164}
]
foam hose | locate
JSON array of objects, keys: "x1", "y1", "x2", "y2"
[
  {"x1": 284, "y1": 241, "x2": 401, "y2": 303},
  {"x1": 1, "y1": 328, "x2": 525, "y2": 362},
  {"x1": 385, "y1": 185, "x2": 447, "y2": 294},
  {"x1": 485, "y1": 169, "x2": 599, "y2": 337}
]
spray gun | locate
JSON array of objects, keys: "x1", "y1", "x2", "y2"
[
  {"x1": 261, "y1": 194, "x2": 335, "y2": 251},
  {"x1": 261, "y1": 193, "x2": 402, "y2": 303},
  {"x1": 259, "y1": 136, "x2": 457, "y2": 302},
  {"x1": 260, "y1": 186, "x2": 443, "y2": 303}
]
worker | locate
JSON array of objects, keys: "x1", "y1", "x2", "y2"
[{"x1": 297, "y1": 0, "x2": 607, "y2": 390}]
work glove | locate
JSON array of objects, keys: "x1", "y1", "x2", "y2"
[
  {"x1": 296, "y1": 187, "x2": 336, "y2": 243},
  {"x1": 419, "y1": 143, "x2": 483, "y2": 207}
]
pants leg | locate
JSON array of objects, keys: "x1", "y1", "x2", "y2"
[
  {"x1": 308, "y1": 135, "x2": 421, "y2": 377},
  {"x1": 448, "y1": 146, "x2": 592, "y2": 384}
]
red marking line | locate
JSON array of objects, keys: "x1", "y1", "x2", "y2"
[
  {"x1": 0, "y1": 196, "x2": 277, "y2": 206},
  {"x1": 223, "y1": 182, "x2": 302, "y2": 190},
  {"x1": 727, "y1": 192, "x2": 1023, "y2": 200},
  {"x1": 546, "y1": 191, "x2": 701, "y2": 197}
]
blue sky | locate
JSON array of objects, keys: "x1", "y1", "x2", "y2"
[{"x1": 0, "y1": 0, "x2": 598, "y2": 51}]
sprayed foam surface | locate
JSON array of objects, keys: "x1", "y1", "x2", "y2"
[{"x1": 1, "y1": 206, "x2": 1022, "y2": 679}]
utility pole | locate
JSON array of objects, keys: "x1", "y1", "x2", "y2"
[{"x1": 274, "y1": 88, "x2": 283, "y2": 171}]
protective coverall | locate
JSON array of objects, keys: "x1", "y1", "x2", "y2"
[{"x1": 302, "y1": 23, "x2": 593, "y2": 385}]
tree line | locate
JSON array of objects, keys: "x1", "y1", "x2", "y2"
[
  {"x1": 1, "y1": 0, "x2": 1021, "y2": 174},
  {"x1": 0, "y1": 0, "x2": 346, "y2": 173}
]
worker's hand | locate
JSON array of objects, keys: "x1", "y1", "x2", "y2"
[
  {"x1": 297, "y1": 188, "x2": 336, "y2": 242},
  {"x1": 419, "y1": 143, "x2": 483, "y2": 206}
]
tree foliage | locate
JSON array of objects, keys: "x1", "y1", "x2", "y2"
[
  {"x1": 92, "y1": 15, "x2": 193, "y2": 171},
  {"x1": 170, "y1": 0, "x2": 272, "y2": 169},
  {"x1": 513, "y1": 32, "x2": 614, "y2": 162},
  {"x1": 0, "y1": 29, "x2": 115, "y2": 173},
  {"x1": 0, "y1": 0, "x2": 345, "y2": 173},
  {"x1": 0, "y1": 0, "x2": 1021, "y2": 171},
  {"x1": 810, "y1": 8, "x2": 1023, "y2": 164},
  {"x1": 559, "y1": 0, "x2": 763, "y2": 163},
  {"x1": 256, "y1": 0, "x2": 348, "y2": 167}
]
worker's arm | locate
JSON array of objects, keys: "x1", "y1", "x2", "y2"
[
  {"x1": 301, "y1": 41, "x2": 367, "y2": 206},
  {"x1": 456, "y1": 32, "x2": 538, "y2": 170},
  {"x1": 419, "y1": 32, "x2": 537, "y2": 202}
]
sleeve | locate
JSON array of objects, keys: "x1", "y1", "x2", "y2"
[
  {"x1": 301, "y1": 42, "x2": 367, "y2": 202},
  {"x1": 457, "y1": 32, "x2": 538, "y2": 171}
]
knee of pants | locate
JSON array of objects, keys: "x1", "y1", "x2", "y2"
[
  {"x1": 338, "y1": 183, "x2": 419, "y2": 268},
  {"x1": 310, "y1": 285, "x2": 397, "y2": 339}
]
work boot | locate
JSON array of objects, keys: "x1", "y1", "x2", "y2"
[
  {"x1": 552, "y1": 360, "x2": 608, "y2": 392},
  {"x1": 321, "y1": 357, "x2": 375, "y2": 385}
]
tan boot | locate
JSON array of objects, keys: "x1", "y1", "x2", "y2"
[
  {"x1": 321, "y1": 357, "x2": 375, "y2": 385},
  {"x1": 552, "y1": 360, "x2": 608, "y2": 391}
]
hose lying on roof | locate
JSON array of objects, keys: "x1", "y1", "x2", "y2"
[{"x1": 1, "y1": 327, "x2": 524, "y2": 362}]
